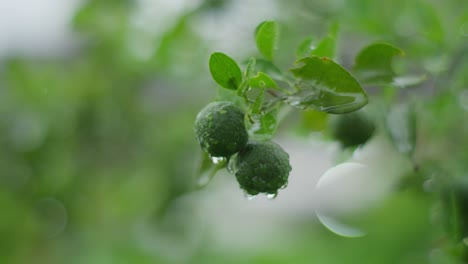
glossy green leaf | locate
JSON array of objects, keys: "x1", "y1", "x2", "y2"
[
  {"x1": 288, "y1": 56, "x2": 368, "y2": 114},
  {"x1": 249, "y1": 72, "x2": 278, "y2": 89},
  {"x1": 254, "y1": 21, "x2": 267, "y2": 36},
  {"x1": 209, "y1": 52, "x2": 242, "y2": 90},
  {"x1": 353, "y1": 43, "x2": 404, "y2": 84},
  {"x1": 387, "y1": 104, "x2": 417, "y2": 156},
  {"x1": 255, "y1": 21, "x2": 279, "y2": 61}
]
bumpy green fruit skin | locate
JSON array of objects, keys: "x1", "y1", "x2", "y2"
[
  {"x1": 195, "y1": 101, "x2": 248, "y2": 158},
  {"x1": 234, "y1": 141, "x2": 292, "y2": 195},
  {"x1": 329, "y1": 111, "x2": 375, "y2": 148}
]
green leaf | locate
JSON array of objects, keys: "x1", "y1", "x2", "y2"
[
  {"x1": 353, "y1": 43, "x2": 404, "y2": 84},
  {"x1": 386, "y1": 104, "x2": 416, "y2": 156},
  {"x1": 245, "y1": 57, "x2": 256, "y2": 79},
  {"x1": 288, "y1": 56, "x2": 368, "y2": 114},
  {"x1": 236, "y1": 80, "x2": 249, "y2": 97},
  {"x1": 311, "y1": 36, "x2": 336, "y2": 59},
  {"x1": 254, "y1": 21, "x2": 267, "y2": 36},
  {"x1": 249, "y1": 72, "x2": 290, "y2": 95},
  {"x1": 296, "y1": 36, "x2": 314, "y2": 58},
  {"x1": 255, "y1": 21, "x2": 279, "y2": 61},
  {"x1": 249, "y1": 72, "x2": 278, "y2": 89},
  {"x1": 311, "y1": 23, "x2": 339, "y2": 59},
  {"x1": 209, "y1": 52, "x2": 243, "y2": 90},
  {"x1": 251, "y1": 88, "x2": 265, "y2": 114},
  {"x1": 248, "y1": 110, "x2": 278, "y2": 140},
  {"x1": 254, "y1": 58, "x2": 283, "y2": 80}
]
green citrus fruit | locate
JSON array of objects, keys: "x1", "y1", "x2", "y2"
[
  {"x1": 195, "y1": 101, "x2": 248, "y2": 158},
  {"x1": 233, "y1": 141, "x2": 291, "y2": 195}
]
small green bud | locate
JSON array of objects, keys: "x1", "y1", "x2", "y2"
[
  {"x1": 329, "y1": 111, "x2": 375, "y2": 148},
  {"x1": 195, "y1": 101, "x2": 248, "y2": 158},
  {"x1": 233, "y1": 141, "x2": 291, "y2": 195}
]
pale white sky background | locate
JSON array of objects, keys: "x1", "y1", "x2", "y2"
[
  {"x1": 0, "y1": 0, "x2": 83, "y2": 58},
  {"x1": 0, "y1": 0, "x2": 279, "y2": 58}
]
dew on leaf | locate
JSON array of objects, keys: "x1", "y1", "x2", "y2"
[
  {"x1": 289, "y1": 56, "x2": 368, "y2": 114},
  {"x1": 285, "y1": 84, "x2": 367, "y2": 114}
]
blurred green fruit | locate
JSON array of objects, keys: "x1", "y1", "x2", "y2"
[
  {"x1": 329, "y1": 111, "x2": 375, "y2": 148},
  {"x1": 195, "y1": 101, "x2": 248, "y2": 158}
]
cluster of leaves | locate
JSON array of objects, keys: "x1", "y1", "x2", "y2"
[{"x1": 207, "y1": 20, "x2": 422, "y2": 142}]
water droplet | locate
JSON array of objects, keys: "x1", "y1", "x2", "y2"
[
  {"x1": 227, "y1": 154, "x2": 238, "y2": 174},
  {"x1": 210, "y1": 156, "x2": 226, "y2": 164},
  {"x1": 314, "y1": 162, "x2": 378, "y2": 238},
  {"x1": 243, "y1": 192, "x2": 257, "y2": 200},
  {"x1": 315, "y1": 210, "x2": 366, "y2": 238},
  {"x1": 197, "y1": 173, "x2": 212, "y2": 188},
  {"x1": 280, "y1": 181, "x2": 288, "y2": 189},
  {"x1": 266, "y1": 192, "x2": 278, "y2": 199},
  {"x1": 463, "y1": 237, "x2": 468, "y2": 246}
]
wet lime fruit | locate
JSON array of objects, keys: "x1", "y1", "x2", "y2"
[
  {"x1": 195, "y1": 101, "x2": 248, "y2": 158},
  {"x1": 233, "y1": 141, "x2": 291, "y2": 195}
]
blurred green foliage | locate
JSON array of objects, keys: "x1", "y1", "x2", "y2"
[{"x1": 0, "y1": 0, "x2": 467, "y2": 263}]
